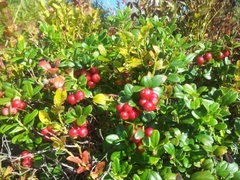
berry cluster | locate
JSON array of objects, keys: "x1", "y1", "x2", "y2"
[
  {"x1": 41, "y1": 126, "x2": 56, "y2": 141},
  {"x1": 21, "y1": 151, "x2": 33, "y2": 168},
  {"x1": 139, "y1": 88, "x2": 159, "y2": 111},
  {"x1": 1, "y1": 98, "x2": 26, "y2": 116},
  {"x1": 69, "y1": 120, "x2": 88, "y2": 139},
  {"x1": 128, "y1": 125, "x2": 154, "y2": 153},
  {"x1": 196, "y1": 50, "x2": 230, "y2": 65},
  {"x1": 74, "y1": 67, "x2": 101, "y2": 89},
  {"x1": 116, "y1": 103, "x2": 139, "y2": 120},
  {"x1": 67, "y1": 90, "x2": 85, "y2": 105}
]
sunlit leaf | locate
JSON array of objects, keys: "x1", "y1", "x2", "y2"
[
  {"x1": 54, "y1": 88, "x2": 67, "y2": 107},
  {"x1": 38, "y1": 110, "x2": 51, "y2": 124}
]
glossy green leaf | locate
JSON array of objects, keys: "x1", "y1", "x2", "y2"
[
  {"x1": 106, "y1": 134, "x2": 120, "y2": 144},
  {"x1": 124, "y1": 84, "x2": 134, "y2": 97},
  {"x1": 164, "y1": 143, "x2": 175, "y2": 156},
  {"x1": 196, "y1": 134, "x2": 213, "y2": 146},
  {"x1": 151, "y1": 75, "x2": 166, "y2": 87},
  {"x1": 190, "y1": 171, "x2": 214, "y2": 180},
  {"x1": 83, "y1": 105, "x2": 92, "y2": 115},
  {"x1": 23, "y1": 81, "x2": 33, "y2": 98},
  {"x1": 167, "y1": 74, "x2": 180, "y2": 83},
  {"x1": 140, "y1": 169, "x2": 162, "y2": 180},
  {"x1": 221, "y1": 90, "x2": 238, "y2": 106},
  {"x1": 151, "y1": 130, "x2": 160, "y2": 147},
  {"x1": 141, "y1": 75, "x2": 152, "y2": 88},
  {"x1": 23, "y1": 109, "x2": 38, "y2": 125}
]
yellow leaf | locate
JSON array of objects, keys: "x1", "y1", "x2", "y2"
[
  {"x1": 93, "y1": 94, "x2": 109, "y2": 106},
  {"x1": 3, "y1": 166, "x2": 13, "y2": 178},
  {"x1": 98, "y1": 44, "x2": 107, "y2": 57},
  {"x1": 54, "y1": 88, "x2": 67, "y2": 107},
  {"x1": 38, "y1": 110, "x2": 51, "y2": 124},
  {"x1": 128, "y1": 58, "x2": 142, "y2": 68},
  {"x1": 119, "y1": 48, "x2": 129, "y2": 58},
  {"x1": 51, "y1": 136, "x2": 66, "y2": 149}
]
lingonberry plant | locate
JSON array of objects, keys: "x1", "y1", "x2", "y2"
[{"x1": 0, "y1": 0, "x2": 239, "y2": 179}]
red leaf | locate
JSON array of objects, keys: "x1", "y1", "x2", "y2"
[
  {"x1": 39, "y1": 60, "x2": 51, "y2": 70},
  {"x1": 51, "y1": 76, "x2": 65, "y2": 89},
  {"x1": 90, "y1": 161, "x2": 105, "y2": 179},
  {"x1": 76, "y1": 166, "x2": 86, "y2": 174},
  {"x1": 66, "y1": 156, "x2": 82, "y2": 164},
  {"x1": 81, "y1": 150, "x2": 91, "y2": 165}
]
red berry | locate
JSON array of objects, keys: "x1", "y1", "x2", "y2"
[
  {"x1": 78, "y1": 126, "x2": 89, "y2": 138},
  {"x1": 10, "y1": 107, "x2": 18, "y2": 115},
  {"x1": 145, "y1": 127, "x2": 154, "y2": 137},
  {"x1": 222, "y1": 50, "x2": 230, "y2": 57},
  {"x1": 90, "y1": 67, "x2": 99, "y2": 74},
  {"x1": 139, "y1": 98, "x2": 148, "y2": 106},
  {"x1": 142, "y1": 101, "x2": 156, "y2": 111},
  {"x1": 41, "y1": 126, "x2": 53, "y2": 141},
  {"x1": 0, "y1": 91, "x2": 3, "y2": 98},
  {"x1": 2, "y1": 108, "x2": 9, "y2": 116},
  {"x1": 122, "y1": 103, "x2": 133, "y2": 113},
  {"x1": 140, "y1": 88, "x2": 153, "y2": 99},
  {"x1": 116, "y1": 104, "x2": 124, "y2": 112},
  {"x1": 119, "y1": 111, "x2": 129, "y2": 120},
  {"x1": 21, "y1": 151, "x2": 33, "y2": 160},
  {"x1": 128, "y1": 109, "x2": 139, "y2": 120},
  {"x1": 91, "y1": 73, "x2": 101, "y2": 83},
  {"x1": 19, "y1": 101, "x2": 26, "y2": 110},
  {"x1": 149, "y1": 93, "x2": 159, "y2": 105},
  {"x1": 217, "y1": 52, "x2": 224, "y2": 60},
  {"x1": 87, "y1": 81, "x2": 96, "y2": 89},
  {"x1": 74, "y1": 90, "x2": 85, "y2": 102},
  {"x1": 11, "y1": 99, "x2": 22, "y2": 108},
  {"x1": 67, "y1": 94, "x2": 76, "y2": 105},
  {"x1": 69, "y1": 127, "x2": 79, "y2": 139},
  {"x1": 196, "y1": 56, "x2": 205, "y2": 65},
  {"x1": 203, "y1": 52, "x2": 212, "y2": 61},
  {"x1": 79, "y1": 69, "x2": 88, "y2": 75},
  {"x1": 85, "y1": 72, "x2": 92, "y2": 81},
  {"x1": 22, "y1": 159, "x2": 33, "y2": 168}
]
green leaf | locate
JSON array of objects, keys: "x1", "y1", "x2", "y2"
[
  {"x1": 151, "y1": 75, "x2": 166, "y2": 87},
  {"x1": 75, "y1": 105, "x2": 82, "y2": 116},
  {"x1": 9, "y1": 126, "x2": 25, "y2": 134},
  {"x1": 233, "y1": 171, "x2": 240, "y2": 180},
  {"x1": 221, "y1": 90, "x2": 238, "y2": 106},
  {"x1": 151, "y1": 130, "x2": 160, "y2": 147},
  {"x1": 133, "y1": 174, "x2": 141, "y2": 180},
  {"x1": 98, "y1": 44, "x2": 107, "y2": 56},
  {"x1": 83, "y1": 105, "x2": 92, "y2": 115},
  {"x1": 23, "y1": 81, "x2": 33, "y2": 98},
  {"x1": 124, "y1": 84, "x2": 134, "y2": 97},
  {"x1": 111, "y1": 157, "x2": 120, "y2": 174},
  {"x1": 183, "y1": 84, "x2": 197, "y2": 95},
  {"x1": 141, "y1": 76, "x2": 152, "y2": 88},
  {"x1": 134, "y1": 129, "x2": 144, "y2": 140},
  {"x1": 167, "y1": 74, "x2": 180, "y2": 83},
  {"x1": 0, "y1": 98, "x2": 11, "y2": 105},
  {"x1": 76, "y1": 116, "x2": 86, "y2": 126},
  {"x1": 190, "y1": 171, "x2": 215, "y2": 180},
  {"x1": 33, "y1": 85, "x2": 43, "y2": 96},
  {"x1": 213, "y1": 146, "x2": 228, "y2": 156},
  {"x1": 23, "y1": 109, "x2": 38, "y2": 126},
  {"x1": 106, "y1": 134, "x2": 120, "y2": 144},
  {"x1": 164, "y1": 143, "x2": 175, "y2": 156},
  {"x1": 140, "y1": 169, "x2": 162, "y2": 180},
  {"x1": 195, "y1": 134, "x2": 213, "y2": 146}
]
